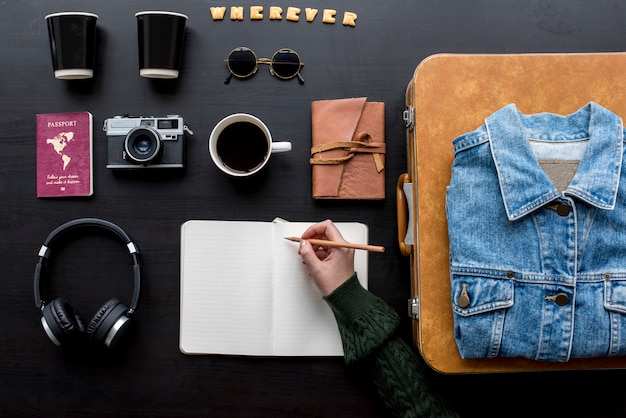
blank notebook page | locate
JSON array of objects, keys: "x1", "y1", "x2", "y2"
[{"x1": 180, "y1": 221, "x2": 274, "y2": 355}]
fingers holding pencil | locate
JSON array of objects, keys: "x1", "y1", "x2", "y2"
[
  {"x1": 296, "y1": 220, "x2": 360, "y2": 296},
  {"x1": 299, "y1": 219, "x2": 345, "y2": 259},
  {"x1": 289, "y1": 219, "x2": 385, "y2": 253}
]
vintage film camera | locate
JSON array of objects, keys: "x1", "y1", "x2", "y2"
[{"x1": 105, "y1": 115, "x2": 192, "y2": 169}]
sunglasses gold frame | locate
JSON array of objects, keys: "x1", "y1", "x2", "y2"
[{"x1": 224, "y1": 47, "x2": 304, "y2": 85}]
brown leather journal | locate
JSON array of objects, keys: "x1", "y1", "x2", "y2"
[{"x1": 310, "y1": 97, "x2": 385, "y2": 199}]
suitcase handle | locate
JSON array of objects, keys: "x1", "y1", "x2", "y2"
[{"x1": 396, "y1": 173, "x2": 412, "y2": 256}]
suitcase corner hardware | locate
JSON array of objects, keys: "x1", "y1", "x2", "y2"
[
  {"x1": 403, "y1": 106, "x2": 415, "y2": 131},
  {"x1": 407, "y1": 297, "x2": 420, "y2": 319}
]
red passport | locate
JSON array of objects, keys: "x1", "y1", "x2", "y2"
[{"x1": 36, "y1": 112, "x2": 93, "y2": 197}]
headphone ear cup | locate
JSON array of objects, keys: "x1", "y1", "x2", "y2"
[
  {"x1": 41, "y1": 298, "x2": 86, "y2": 346},
  {"x1": 86, "y1": 298, "x2": 131, "y2": 349}
]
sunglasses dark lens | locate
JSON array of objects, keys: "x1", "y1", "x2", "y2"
[
  {"x1": 271, "y1": 50, "x2": 301, "y2": 79},
  {"x1": 227, "y1": 49, "x2": 257, "y2": 77}
]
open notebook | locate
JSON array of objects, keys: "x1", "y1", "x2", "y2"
[{"x1": 179, "y1": 219, "x2": 369, "y2": 356}]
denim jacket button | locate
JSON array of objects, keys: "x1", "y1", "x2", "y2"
[
  {"x1": 555, "y1": 293, "x2": 569, "y2": 306},
  {"x1": 457, "y1": 284, "x2": 470, "y2": 308},
  {"x1": 556, "y1": 203, "x2": 570, "y2": 216}
]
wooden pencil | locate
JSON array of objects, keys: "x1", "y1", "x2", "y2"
[{"x1": 285, "y1": 236, "x2": 385, "y2": 253}]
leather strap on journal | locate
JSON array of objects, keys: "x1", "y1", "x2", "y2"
[{"x1": 310, "y1": 97, "x2": 385, "y2": 199}]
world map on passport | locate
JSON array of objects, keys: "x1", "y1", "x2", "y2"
[{"x1": 46, "y1": 131, "x2": 75, "y2": 170}]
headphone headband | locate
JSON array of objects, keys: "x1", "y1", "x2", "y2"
[{"x1": 33, "y1": 218, "x2": 141, "y2": 314}]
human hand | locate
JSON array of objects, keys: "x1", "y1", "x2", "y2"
[{"x1": 298, "y1": 219, "x2": 355, "y2": 296}]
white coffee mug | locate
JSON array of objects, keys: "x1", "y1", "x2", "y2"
[{"x1": 209, "y1": 113, "x2": 291, "y2": 177}]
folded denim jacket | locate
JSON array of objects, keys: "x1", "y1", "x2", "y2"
[{"x1": 446, "y1": 102, "x2": 626, "y2": 362}]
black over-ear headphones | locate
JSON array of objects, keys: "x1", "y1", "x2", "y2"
[{"x1": 33, "y1": 218, "x2": 141, "y2": 349}]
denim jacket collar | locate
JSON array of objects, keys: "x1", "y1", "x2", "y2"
[{"x1": 485, "y1": 103, "x2": 623, "y2": 221}]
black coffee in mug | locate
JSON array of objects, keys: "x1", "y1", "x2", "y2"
[{"x1": 216, "y1": 122, "x2": 269, "y2": 172}]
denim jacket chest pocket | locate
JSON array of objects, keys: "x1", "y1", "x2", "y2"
[{"x1": 604, "y1": 279, "x2": 626, "y2": 314}]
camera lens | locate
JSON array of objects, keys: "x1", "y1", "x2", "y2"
[
  {"x1": 134, "y1": 136, "x2": 152, "y2": 154},
  {"x1": 124, "y1": 128, "x2": 162, "y2": 164}
]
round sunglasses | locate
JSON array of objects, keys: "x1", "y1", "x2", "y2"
[{"x1": 224, "y1": 47, "x2": 304, "y2": 85}]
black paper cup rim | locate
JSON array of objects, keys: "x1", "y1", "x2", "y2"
[
  {"x1": 135, "y1": 11, "x2": 188, "y2": 19},
  {"x1": 45, "y1": 12, "x2": 99, "y2": 20}
]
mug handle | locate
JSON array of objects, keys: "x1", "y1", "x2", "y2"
[{"x1": 271, "y1": 142, "x2": 292, "y2": 153}]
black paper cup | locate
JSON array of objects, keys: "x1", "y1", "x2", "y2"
[
  {"x1": 45, "y1": 12, "x2": 98, "y2": 80},
  {"x1": 136, "y1": 11, "x2": 188, "y2": 79}
]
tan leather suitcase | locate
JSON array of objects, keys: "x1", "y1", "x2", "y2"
[{"x1": 397, "y1": 52, "x2": 626, "y2": 373}]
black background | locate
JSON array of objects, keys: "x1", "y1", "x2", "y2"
[{"x1": 3, "y1": 1, "x2": 626, "y2": 417}]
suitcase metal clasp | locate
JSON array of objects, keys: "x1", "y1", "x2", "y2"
[
  {"x1": 403, "y1": 106, "x2": 414, "y2": 131},
  {"x1": 408, "y1": 297, "x2": 420, "y2": 319}
]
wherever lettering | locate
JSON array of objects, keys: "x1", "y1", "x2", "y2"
[{"x1": 209, "y1": 6, "x2": 357, "y2": 27}]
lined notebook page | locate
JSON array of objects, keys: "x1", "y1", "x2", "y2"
[
  {"x1": 180, "y1": 220, "x2": 368, "y2": 356},
  {"x1": 180, "y1": 221, "x2": 274, "y2": 355}
]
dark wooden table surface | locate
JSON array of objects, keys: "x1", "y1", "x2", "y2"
[{"x1": 3, "y1": 1, "x2": 626, "y2": 416}]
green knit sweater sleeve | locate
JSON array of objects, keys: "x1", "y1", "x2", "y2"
[{"x1": 324, "y1": 274, "x2": 459, "y2": 418}]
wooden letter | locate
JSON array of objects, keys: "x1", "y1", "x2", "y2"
[
  {"x1": 305, "y1": 8, "x2": 318, "y2": 22},
  {"x1": 286, "y1": 7, "x2": 301, "y2": 22},
  {"x1": 250, "y1": 6, "x2": 263, "y2": 20},
  {"x1": 342, "y1": 12, "x2": 357, "y2": 27},
  {"x1": 269, "y1": 7, "x2": 283, "y2": 20},
  {"x1": 230, "y1": 6, "x2": 244, "y2": 21},
  {"x1": 209, "y1": 7, "x2": 227, "y2": 21},
  {"x1": 322, "y1": 9, "x2": 336, "y2": 24}
]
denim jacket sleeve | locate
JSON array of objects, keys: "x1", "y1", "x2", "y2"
[{"x1": 324, "y1": 274, "x2": 459, "y2": 418}]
